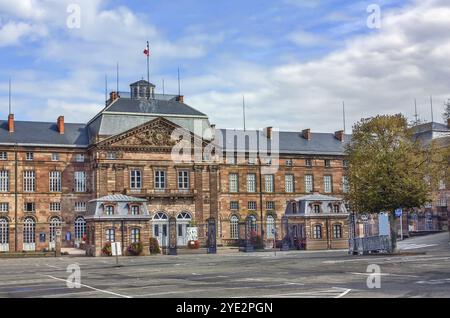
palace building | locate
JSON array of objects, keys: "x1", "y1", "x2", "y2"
[{"x1": 0, "y1": 79, "x2": 352, "y2": 255}]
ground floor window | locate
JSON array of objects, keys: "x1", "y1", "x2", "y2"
[
  {"x1": 23, "y1": 218, "x2": 36, "y2": 244},
  {"x1": 248, "y1": 215, "x2": 257, "y2": 233},
  {"x1": 74, "y1": 217, "x2": 86, "y2": 241},
  {"x1": 230, "y1": 215, "x2": 239, "y2": 239},
  {"x1": 49, "y1": 217, "x2": 61, "y2": 243},
  {"x1": 266, "y1": 215, "x2": 275, "y2": 239},
  {"x1": 131, "y1": 228, "x2": 140, "y2": 243},
  {"x1": 313, "y1": 224, "x2": 322, "y2": 239},
  {"x1": 0, "y1": 218, "x2": 8, "y2": 244},
  {"x1": 105, "y1": 229, "x2": 115, "y2": 242},
  {"x1": 333, "y1": 224, "x2": 343, "y2": 239}
]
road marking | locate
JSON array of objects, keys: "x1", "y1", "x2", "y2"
[
  {"x1": 348, "y1": 272, "x2": 419, "y2": 278},
  {"x1": 335, "y1": 288, "x2": 352, "y2": 298},
  {"x1": 399, "y1": 244, "x2": 437, "y2": 250},
  {"x1": 416, "y1": 278, "x2": 450, "y2": 285},
  {"x1": 43, "y1": 275, "x2": 132, "y2": 298},
  {"x1": 235, "y1": 287, "x2": 351, "y2": 299},
  {"x1": 45, "y1": 264, "x2": 61, "y2": 270}
]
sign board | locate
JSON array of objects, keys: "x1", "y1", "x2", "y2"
[
  {"x1": 111, "y1": 242, "x2": 122, "y2": 256},
  {"x1": 186, "y1": 227, "x2": 198, "y2": 241},
  {"x1": 395, "y1": 208, "x2": 403, "y2": 217},
  {"x1": 379, "y1": 213, "x2": 390, "y2": 236}
]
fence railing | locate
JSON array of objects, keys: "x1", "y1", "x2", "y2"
[{"x1": 349, "y1": 235, "x2": 392, "y2": 255}]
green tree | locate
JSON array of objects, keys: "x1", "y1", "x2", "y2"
[
  {"x1": 443, "y1": 99, "x2": 450, "y2": 122},
  {"x1": 345, "y1": 114, "x2": 438, "y2": 252}
]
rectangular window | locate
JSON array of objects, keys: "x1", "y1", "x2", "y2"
[
  {"x1": 0, "y1": 152, "x2": 7, "y2": 160},
  {"x1": 154, "y1": 170, "x2": 166, "y2": 190},
  {"x1": 0, "y1": 170, "x2": 9, "y2": 192},
  {"x1": 131, "y1": 206, "x2": 140, "y2": 215},
  {"x1": 305, "y1": 175, "x2": 313, "y2": 193},
  {"x1": 50, "y1": 202, "x2": 61, "y2": 212},
  {"x1": 23, "y1": 170, "x2": 36, "y2": 192},
  {"x1": 305, "y1": 159, "x2": 312, "y2": 167},
  {"x1": 74, "y1": 171, "x2": 86, "y2": 192},
  {"x1": 105, "y1": 229, "x2": 115, "y2": 242},
  {"x1": 106, "y1": 152, "x2": 117, "y2": 160},
  {"x1": 49, "y1": 171, "x2": 62, "y2": 192},
  {"x1": 324, "y1": 159, "x2": 331, "y2": 168},
  {"x1": 247, "y1": 174, "x2": 256, "y2": 193},
  {"x1": 75, "y1": 154, "x2": 85, "y2": 162},
  {"x1": 324, "y1": 175, "x2": 332, "y2": 193},
  {"x1": 51, "y1": 153, "x2": 60, "y2": 161},
  {"x1": 230, "y1": 201, "x2": 239, "y2": 210},
  {"x1": 105, "y1": 205, "x2": 114, "y2": 215},
  {"x1": 285, "y1": 175, "x2": 294, "y2": 193},
  {"x1": 26, "y1": 152, "x2": 34, "y2": 161},
  {"x1": 313, "y1": 205, "x2": 321, "y2": 214},
  {"x1": 285, "y1": 159, "x2": 293, "y2": 167},
  {"x1": 130, "y1": 170, "x2": 142, "y2": 190},
  {"x1": 0, "y1": 203, "x2": 8, "y2": 212},
  {"x1": 229, "y1": 173, "x2": 238, "y2": 193},
  {"x1": 266, "y1": 201, "x2": 275, "y2": 210},
  {"x1": 248, "y1": 201, "x2": 256, "y2": 211},
  {"x1": 264, "y1": 175, "x2": 274, "y2": 193},
  {"x1": 75, "y1": 202, "x2": 86, "y2": 212},
  {"x1": 24, "y1": 202, "x2": 35, "y2": 212},
  {"x1": 333, "y1": 205, "x2": 340, "y2": 213},
  {"x1": 342, "y1": 176, "x2": 350, "y2": 193},
  {"x1": 178, "y1": 170, "x2": 189, "y2": 190}
]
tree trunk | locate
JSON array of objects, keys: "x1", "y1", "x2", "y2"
[{"x1": 389, "y1": 212, "x2": 398, "y2": 254}]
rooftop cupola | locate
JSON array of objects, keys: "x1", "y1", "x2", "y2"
[{"x1": 130, "y1": 79, "x2": 155, "y2": 100}]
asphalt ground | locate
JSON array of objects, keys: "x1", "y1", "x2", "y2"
[{"x1": 0, "y1": 232, "x2": 449, "y2": 298}]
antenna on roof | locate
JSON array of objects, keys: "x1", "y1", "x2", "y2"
[
  {"x1": 243, "y1": 95, "x2": 247, "y2": 132},
  {"x1": 8, "y1": 77, "x2": 11, "y2": 114},
  {"x1": 414, "y1": 98, "x2": 419, "y2": 125},
  {"x1": 105, "y1": 74, "x2": 108, "y2": 105},
  {"x1": 430, "y1": 95, "x2": 434, "y2": 123},
  {"x1": 342, "y1": 101, "x2": 346, "y2": 133},
  {"x1": 177, "y1": 67, "x2": 181, "y2": 96}
]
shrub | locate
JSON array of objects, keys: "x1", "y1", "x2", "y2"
[
  {"x1": 127, "y1": 242, "x2": 143, "y2": 256},
  {"x1": 149, "y1": 237, "x2": 161, "y2": 255},
  {"x1": 188, "y1": 240, "x2": 200, "y2": 249},
  {"x1": 102, "y1": 242, "x2": 112, "y2": 256}
]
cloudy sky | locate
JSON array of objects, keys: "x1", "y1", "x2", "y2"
[{"x1": 0, "y1": 0, "x2": 449, "y2": 132}]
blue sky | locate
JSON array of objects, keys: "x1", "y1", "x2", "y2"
[{"x1": 0, "y1": 0, "x2": 448, "y2": 131}]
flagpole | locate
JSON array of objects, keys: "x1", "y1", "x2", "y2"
[{"x1": 147, "y1": 41, "x2": 150, "y2": 98}]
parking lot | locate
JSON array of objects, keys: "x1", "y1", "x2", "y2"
[{"x1": 0, "y1": 233, "x2": 449, "y2": 298}]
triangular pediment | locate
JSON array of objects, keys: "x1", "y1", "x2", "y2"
[{"x1": 95, "y1": 117, "x2": 205, "y2": 151}]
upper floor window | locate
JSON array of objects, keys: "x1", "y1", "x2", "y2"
[
  {"x1": 50, "y1": 202, "x2": 61, "y2": 212},
  {"x1": 131, "y1": 205, "x2": 140, "y2": 215},
  {"x1": 343, "y1": 160, "x2": 349, "y2": 168},
  {"x1": 23, "y1": 170, "x2": 36, "y2": 192},
  {"x1": 51, "y1": 153, "x2": 60, "y2": 161},
  {"x1": 266, "y1": 201, "x2": 275, "y2": 211},
  {"x1": 154, "y1": 170, "x2": 166, "y2": 190},
  {"x1": 285, "y1": 159, "x2": 293, "y2": 167},
  {"x1": 0, "y1": 203, "x2": 8, "y2": 213},
  {"x1": 105, "y1": 205, "x2": 114, "y2": 216},
  {"x1": 285, "y1": 175, "x2": 294, "y2": 193},
  {"x1": 0, "y1": 170, "x2": 9, "y2": 192},
  {"x1": 333, "y1": 205, "x2": 340, "y2": 213},
  {"x1": 305, "y1": 175, "x2": 313, "y2": 193},
  {"x1": 74, "y1": 171, "x2": 86, "y2": 192},
  {"x1": 324, "y1": 175, "x2": 332, "y2": 193},
  {"x1": 230, "y1": 201, "x2": 239, "y2": 210},
  {"x1": 75, "y1": 202, "x2": 86, "y2": 212},
  {"x1": 313, "y1": 204, "x2": 321, "y2": 214},
  {"x1": 324, "y1": 159, "x2": 331, "y2": 168},
  {"x1": 264, "y1": 174, "x2": 274, "y2": 193},
  {"x1": 49, "y1": 171, "x2": 62, "y2": 192},
  {"x1": 24, "y1": 202, "x2": 35, "y2": 213},
  {"x1": 247, "y1": 174, "x2": 256, "y2": 193},
  {"x1": 178, "y1": 170, "x2": 189, "y2": 190},
  {"x1": 26, "y1": 152, "x2": 34, "y2": 161},
  {"x1": 0, "y1": 152, "x2": 7, "y2": 160},
  {"x1": 229, "y1": 173, "x2": 238, "y2": 193},
  {"x1": 130, "y1": 170, "x2": 142, "y2": 190},
  {"x1": 75, "y1": 154, "x2": 85, "y2": 162},
  {"x1": 248, "y1": 201, "x2": 257, "y2": 211},
  {"x1": 106, "y1": 152, "x2": 117, "y2": 160},
  {"x1": 305, "y1": 159, "x2": 312, "y2": 167}
]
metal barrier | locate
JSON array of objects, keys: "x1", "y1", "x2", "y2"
[{"x1": 349, "y1": 235, "x2": 392, "y2": 255}]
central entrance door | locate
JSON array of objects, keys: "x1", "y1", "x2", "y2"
[
  {"x1": 176, "y1": 212, "x2": 192, "y2": 247},
  {"x1": 153, "y1": 212, "x2": 168, "y2": 248}
]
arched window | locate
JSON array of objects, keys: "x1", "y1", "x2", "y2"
[
  {"x1": 74, "y1": 217, "x2": 86, "y2": 242},
  {"x1": 153, "y1": 212, "x2": 168, "y2": 220},
  {"x1": 313, "y1": 224, "x2": 322, "y2": 239},
  {"x1": 248, "y1": 215, "x2": 257, "y2": 233},
  {"x1": 266, "y1": 215, "x2": 275, "y2": 239},
  {"x1": 333, "y1": 224, "x2": 343, "y2": 239},
  {"x1": 23, "y1": 217, "x2": 36, "y2": 244},
  {"x1": 177, "y1": 212, "x2": 192, "y2": 221},
  {"x1": 230, "y1": 215, "x2": 239, "y2": 239},
  {"x1": 105, "y1": 229, "x2": 115, "y2": 242},
  {"x1": 130, "y1": 228, "x2": 140, "y2": 243},
  {"x1": 49, "y1": 217, "x2": 61, "y2": 243},
  {"x1": 0, "y1": 218, "x2": 8, "y2": 245}
]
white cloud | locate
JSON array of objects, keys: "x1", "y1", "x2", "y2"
[{"x1": 0, "y1": 21, "x2": 47, "y2": 46}]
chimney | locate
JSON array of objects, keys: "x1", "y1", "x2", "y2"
[
  {"x1": 335, "y1": 130, "x2": 344, "y2": 142},
  {"x1": 7, "y1": 114, "x2": 14, "y2": 133},
  {"x1": 110, "y1": 91, "x2": 119, "y2": 102},
  {"x1": 264, "y1": 127, "x2": 273, "y2": 139},
  {"x1": 177, "y1": 95, "x2": 184, "y2": 103},
  {"x1": 302, "y1": 129, "x2": 311, "y2": 140},
  {"x1": 57, "y1": 116, "x2": 65, "y2": 134}
]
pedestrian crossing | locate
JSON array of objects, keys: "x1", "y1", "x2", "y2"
[{"x1": 398, "y1": 243, "x2": 437, "y2": 250}]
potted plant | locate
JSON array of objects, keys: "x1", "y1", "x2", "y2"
[
  {"x1": 187, "y1": 240, "x2": 200, "y2": 249},
  {"x1": 102, "y1": 242, "x2": 112, "y2": 256},
  {"x1": 127, "y1": 242, "x2": 143, "y2": 256},
  {"x1": 149, "y1": 237, "x2": 161, "y2": 255}
]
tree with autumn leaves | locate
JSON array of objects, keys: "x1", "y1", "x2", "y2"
[{"x1": 345, "y1": 114, "x2": 443, "y2": 252}]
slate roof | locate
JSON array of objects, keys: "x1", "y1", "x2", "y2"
[
  {"x1": 294, "y1": 194, "x2": 343, "y2": 202},
  {"x1": 0, "y1": 120, "x2": 89, "y2": 147},
  {"x1": 89, "y1": 194, "x2": 147, "y2": 203},
  {"x1": 215, "y1": 129, "x2": 351, "y2": 155},
  {"x1": 105, "y1": 97, "x2": 208, "y2": 117}
]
